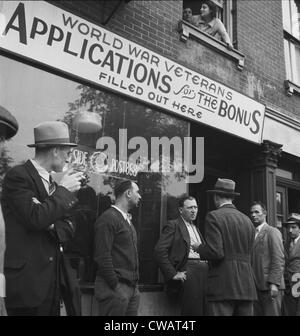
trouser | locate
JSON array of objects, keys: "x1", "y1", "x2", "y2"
[
  {"x1": 181, "y1": 260, "x2": 208, "y2": 316},
  {"x1": 7, "y1": 277, "x2": 60, "y2": 316},
  {"x1": 254, "y1": 290, "x2": 283, "y2": 316},
  {"x1": 95, "y1": 275, "x2": 140, "y2": 316},
  {"x1": 282, "y1": 293, "x2": 300, "y2": 316},
  {"x1": 208, "y1": 300, "x2": 254, "y2": 316}
]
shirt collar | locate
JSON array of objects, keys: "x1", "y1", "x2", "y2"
[
  {"x1": 181, "y1": 216, "x2": 194, "y2": 227},
  {"x1": 219, "y1": 201, "x2": 233, "y2": 208},
  {"x1": 112, "y1": 205, "x2": 130, "y2": 221},
  {"x1": 30, "y1": 159, "x2": 51, "y2": 183},
  {"x1": 256, "y1": 222, "x2": 267, "y2": 233},
  {"x1": 294, "y1": 235, "x2": 300, "y2": 244}
]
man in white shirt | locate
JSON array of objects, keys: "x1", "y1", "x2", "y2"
[
  {"x1": 154, "y1": 195, "x2": 208, "y2": 316},
  {"x1": 250, "y1": 201, "x2": 285, "y2": 316}
]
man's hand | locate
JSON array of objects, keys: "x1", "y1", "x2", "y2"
[
  {"x1": 269, "y1": 283, "x2": 279, "y2": 298},
  {"x1": 172, "y1": 271, "x2": 187, "y2": 282},
  {"x1": 59, "y1": 170, "x2": 85, "y2": 192},
  {"x1": 226, "y1": 42, "x2": 234, "y2": 51},
  {"x1": 0, "y1": 298, "x2": 7, "y2": 316}
]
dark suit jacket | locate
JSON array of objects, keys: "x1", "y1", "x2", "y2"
[
  {"x1": 197, "y1": 204, "x2": 257, "y2": 301},
  {"x1": 1, "y1": 160, "x2": 78, "y2": 308},
  {"x1": 252, "y1": 223, "x2": 285, "y2": 291},
  {"x1": 285, "y1": 237, "x2": 300, "y2": 288},
  {"x1": 153, "y1": 216, "x2": 204, "y2": 282}
]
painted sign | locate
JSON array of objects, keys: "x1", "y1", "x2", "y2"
[{"x1": 0, "y1": 1, "x2": 265, "y2": 143}]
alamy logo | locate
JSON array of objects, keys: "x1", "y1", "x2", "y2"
[
  {"x1": 291, "y1": 273, "x2": 300, "y2": 298},
  {"x1": 70, "y1": 129, "x2": 204, "y2": 183}
]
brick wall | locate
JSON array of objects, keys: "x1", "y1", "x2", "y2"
[
  {"x1": 236, "y1": 0, "x2": 299, "y2": 117},
  {"x1": 49, "y1": 0, "x2": 300, "y2": 118},
  {"x1": 50, "y1": 0, "x2": 182, "y2": 58}
]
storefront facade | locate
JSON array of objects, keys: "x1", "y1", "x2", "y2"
[{"x1": 0, "y1": 0, "x2": 299, "y2": 315}]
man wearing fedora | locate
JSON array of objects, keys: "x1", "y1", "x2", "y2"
[
  {"x1": 1, "y1": 121, "x2": 85, "y2": 316},
  {"x1": 0, "y1": 105, "x2": 19, "y2": 316},
  {"x1": 250, "y1": 201, "x2": 285, "y2": 316},
  {"x1": 192, "y1": 178, "x2": 257, "y2": 316},
  {"x1": 282, "y1": 213, "x2": 300, "y2": 316}
]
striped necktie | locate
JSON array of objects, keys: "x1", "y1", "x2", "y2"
[{"x1": 49, "y1": 175, "x2": 56, "y2": 195}]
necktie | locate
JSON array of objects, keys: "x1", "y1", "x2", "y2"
[
  {"x1": 289, "y1": 239, "x2": 295, "y2": 254},
  {"x1": 255, "y1": 228, "x2": 259, "y2": 239},
  {"x1": 49, "y1": 175, "x2": 56, "y2": 195}
]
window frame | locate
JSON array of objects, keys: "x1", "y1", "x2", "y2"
[
  {"x1": 282, "y1": 0, "x2": 300, "y2": 95},
  {"x1": 180, "y1": 0, "x2": 244, "y2": 70},
  {"x1": 182, "y1": 0, "x2": 234, "y2": 45}
]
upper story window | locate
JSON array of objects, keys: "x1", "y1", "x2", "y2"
[
  {"x1": 182, "y1": 0, "x2": 234, "y2": 46},
  {"x1": 181, "y1": 0, "x2": 244, "y2": 70},
  {"x1": 282, "y1": 0, "x2": 300, "y2": 95}
]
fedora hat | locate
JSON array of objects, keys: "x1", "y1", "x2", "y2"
[
  {"x1": 0, "y1": 105, "x2": 18, "y2": 140},
  {"x1": 207, "y1": 178, "x2": 240, "y2": 197},
  {"x1": 27, "y1": 121, "x2": 77, "y2": 148},
  {"x1": 283, "y1": 213, "x2": 300, "y2": 226}
]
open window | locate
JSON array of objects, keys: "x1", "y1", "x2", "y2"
[
  {"x1": 182, "y1": 0, "x2": 234, "y2": 44},
  {"x1": 282, "y1": 0, "x2": 300, "y2": 96},
  {"x1": 180, "y1": 0, "x2": 244, "y2": 70}
]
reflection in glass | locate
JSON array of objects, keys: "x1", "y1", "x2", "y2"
[
  {"x1": 1, "y1": 55, "x2": 189, "y2": 284},
  {"x1": 276, "y1": 192, "x2": 282, "y2": 214},
  {"x1": 276, "y1": 218, "x2": 282, "y2": 228}
]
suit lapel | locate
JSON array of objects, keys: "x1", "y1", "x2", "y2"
[
  {"x1": 178, "y1": 217, "x2": 190, "y2": 246},
  {"x1": 195, "y1": 226, "x2": 204, "y2": 244},
  {"x1": 24, "y1": 160, "x2": 48, "y2": 200},
  {"x1": 290, "y1": 237, "x2": 300, "y2": 256}
]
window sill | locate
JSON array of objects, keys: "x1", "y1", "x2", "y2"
[
  {"x1": 178, "y1": 20, "x2": 245, "y2": 71},
  {"x1": 284, "y1": 80, "x2": 300, "y2": 96}
]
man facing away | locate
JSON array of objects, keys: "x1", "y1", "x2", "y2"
[
  {"x1": 2, "y1": 121, "x2": 84, "y2": 315},
  {"x1": 193, "y1": 178, "x2": 257, "y2": 316},
  {"x1": 154, "y1": 195, "x2": 208, "y2": 316},
  {"x1": 0, "y1": 105, "x2": 19, "y2": 316},
  {"x1": 94, "y1": 179, "x2": 141, "y2": 316},
  {"x1": 282, "y1": 213, "x2": 300, "y2": 316},
  {"x1": 250, "y1": 201, "x2": 285, "y2": 316}
]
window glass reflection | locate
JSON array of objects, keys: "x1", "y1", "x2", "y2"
[{"x1": 0, "y1": 55, "x2": 189, "y2": 284}]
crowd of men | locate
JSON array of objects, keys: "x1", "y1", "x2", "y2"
[
  {"x1": 0, "y1": 117, "x2": 299, "y2": 316},
  {"x1": 154, "y1": 183, "x2": 300, "y2": 316}
]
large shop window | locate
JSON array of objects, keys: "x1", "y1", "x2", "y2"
[
  {"x1": 0, "y1": 54, "x2": 189, "y2": 286},
  {"x1": 282, "y1": 0, "x2": 300, "y2": 95}
]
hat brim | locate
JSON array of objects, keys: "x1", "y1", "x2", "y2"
[
  {"x1": 207, "y1": 190, "x2": 240, "y2": 197},
  {"x1": 283, "y1": 220, "x2": 300, "y2": 226},
  {"x1": 27, "y1": 142, "x2": 77, "y2": 148},
  {"x1": 0, "y1": 106, "x2": 19, "y2": 139}
]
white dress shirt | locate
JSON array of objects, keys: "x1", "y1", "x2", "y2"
[
  {"x1": 255, "y1": 222, "x2": 267, "y2": 239},
  {"x1": 181, "y1": 216, "x2": 201, "y2": 259},
  {"x1": 30, "y1": 159, "x2": 52, "y2": 194}
]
